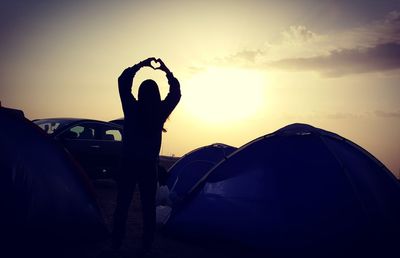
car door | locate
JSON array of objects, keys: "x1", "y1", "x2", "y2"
[
  {"x1": 95, "y1": 123, "x2": 123, "y2": 179},
  {"x1": 57, "y1": 122, "x2": 101, "y2": 178}
]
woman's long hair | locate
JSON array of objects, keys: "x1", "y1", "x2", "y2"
[{"x1": 138, "y1": 79, "x2": 166, "y2": 132}]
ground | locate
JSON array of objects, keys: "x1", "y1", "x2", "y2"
[
  {"x1": 90, "y1": 179, "x2": 232, "y2": 258},
  {"x1": 60, "y1": 178, "x2": 238, "y2": 258},
  {"x1": 53, "y1": 154, "x2": 241, "y2": 258}
]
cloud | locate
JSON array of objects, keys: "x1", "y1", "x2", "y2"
[
  {"x1": 214, "y1": 49, "x2": 265, "y2": 65},
  {"x1": 191, "y1": 10, "x2": 400, "y2": 77},
  {"x1": 282, "y1": 110, "x2": 400, "y2": 120},
  {"x1": 188, "y1": 65, "x2": 207, "y2": 74},
  {"x1": 282, "y1": 25, "x2": 317, "y2": 44},
  {"x1": 334, "y1": 10, "x2": 400, "y2": 49},
  {"x1": 324, "y1": 112, "x2": 362, "y2": 120},
  {"x1": 375, "y1": 110, "x2": 400, "y2": 118},
  {"x1": 268, "y1": 42, "x2": 400, "y2": 76},
  {"x1": 368, "y1": 10, "x2": 400, "y2": 45},
  {"x1": 280, "y1": 110, "x2": 400, "y2": 120},
  {"x1": 263, "y1": 11, "x2": 400, "y2": 76},
  {"x1": 280, "y1": 111, "x2": 364, "y2": 120}
]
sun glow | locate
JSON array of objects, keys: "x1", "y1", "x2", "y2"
[{"x1": 183, "y1": 67, "x2": 266, "y2": 124}]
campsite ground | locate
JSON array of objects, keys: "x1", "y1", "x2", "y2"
[
  {"x1": 81, "y1": 179, "x2": 225, "y2": 258},
  {"x1": 63, "y1": 178, "x2": 245, "y2": 258}
]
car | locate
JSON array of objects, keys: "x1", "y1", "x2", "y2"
[
  {"x1": 33, "y1": 118, "x2": 123, "y2": 179},
  {"x1": 109, "y1": 117, "x2": 124, "y2": 127},
  {"x1": 108, "y1": 117, "x2": 180, "y2": 170}
]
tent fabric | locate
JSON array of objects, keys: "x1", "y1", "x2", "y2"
[
  {"x1": 166, "y1": 143, "x2": 236, "y2": 201},
  {"x1": 0, "y1": 107, "x2": 108, "y2": 253},
  {"x1": 166, "y1": 124, "x2": 400, "y2": 257}
]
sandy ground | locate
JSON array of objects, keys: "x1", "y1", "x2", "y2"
[
  {"x1": 36, "y1": 157, "x2": 259, "y2": 258},
  {"x1": 90, "y1": 179, "x2": 233, "y2": 258},
  {"x1": 58, "y1": 178, "x2": 242, "y2": 258}
]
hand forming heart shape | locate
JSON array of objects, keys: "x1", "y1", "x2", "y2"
[{"x1": 150, "y1": 59, "x2": 162, "y2": 70}]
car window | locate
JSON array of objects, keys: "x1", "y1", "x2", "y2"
[
  {"x1": 104, "y1": 129, "x2": 122, "y2": 141},
  {"x1": 94, "y1": 123, "x2": 122, "y2": 142},
  {"x1": 74, "y1": 125, "x2": 95, "y2": 139},
  {"x1": 37, "y1": 122, "x2": 61, "y2": 134},
  {"x1": 58, "y1": 122, "x2": 121, "y2": 141},
  {"x1": 60, "y1": 123, "x2": 97, "y2": 140}
]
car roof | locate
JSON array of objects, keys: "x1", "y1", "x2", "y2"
[
  {"x1": 33, "y1": 118, "x2": 122, "y2": 130},
  {"x1": 109, "y1": 117, "x2": 123, "y2": 122},
  {"x1": 35, "y1": 117, "x2": 111, "y2": 123},
  {"x1": 34, "y1": 117, "x2": 94, "y2": 121},
  {"x1": 109, "y1": 117, "x2": 124, "y2": 126}
]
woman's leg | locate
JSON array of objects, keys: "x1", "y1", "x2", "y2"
[
  {"x1": 138, "y1": 161, "x2": 158, "y2": 251},
  {"x1": 112, "y1": 174, "x2": 137, "y2": 250}
]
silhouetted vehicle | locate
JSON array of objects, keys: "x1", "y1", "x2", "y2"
[
  {"x1": 109, "y1": 117, "x2": 180, "y2": 170},
  {"x1": 109, "y1": 117, "x2": 124, "y2": 126},
  {"x1": 33, "y1": 118, "x2": 123, "y2": 179}
]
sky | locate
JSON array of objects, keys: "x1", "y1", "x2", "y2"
[{"x1": 1, "y1": 0, "x2": 400, "y2": 177}]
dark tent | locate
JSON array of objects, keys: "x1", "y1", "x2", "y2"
[
  {"x1": 166, "y1": 143, "x2": 236, "y2": 202},
  {"x1": 0, "y1": 106, "x2": 108, "y2": 255},
  {"x1": 167, "y1": 124, "x2": 400, "y2": 257}
]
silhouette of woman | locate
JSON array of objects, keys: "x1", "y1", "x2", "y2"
[{"x1": 112, "y1": 57, "x2": 181, "y2": 254}]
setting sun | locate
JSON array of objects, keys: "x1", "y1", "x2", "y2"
[{"x1": 183, "y1": 67, "x2": 266, "y2": 124}]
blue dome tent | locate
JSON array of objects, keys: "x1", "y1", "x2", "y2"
[
  {"x1": 166, "y1": 143, "x2": 236, "y2": 201},
  {"x1": 0, "y1": 106, "x2": 108, "y2": 255},
  {"x1": 166, "y1": 124, "x2": 400, "y2": 257}
]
